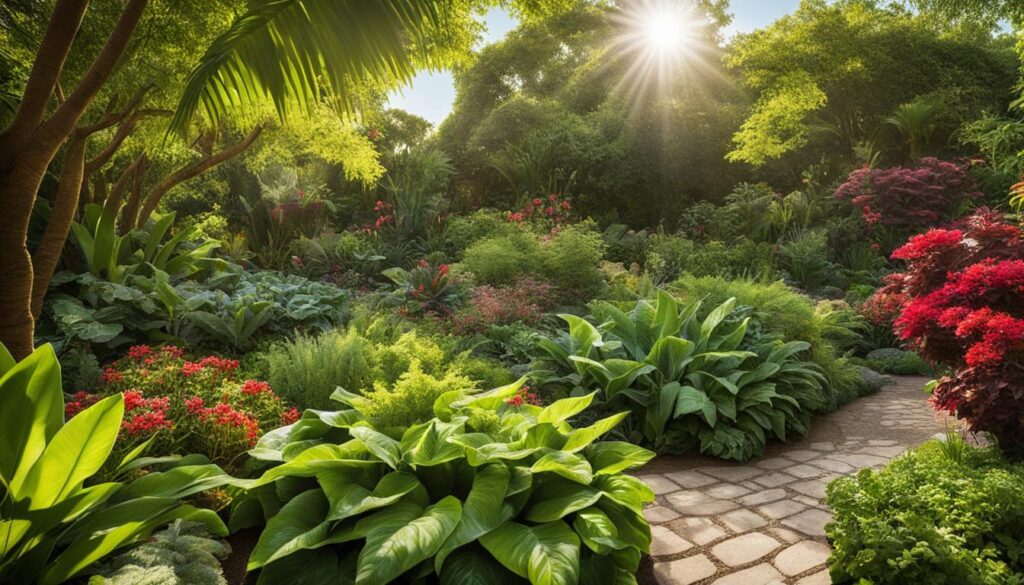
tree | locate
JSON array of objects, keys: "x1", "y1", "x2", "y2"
[
  {"x1": 0, "y1": 0, "x2": 559, "y2": 359},
  {"x1": 725, "y1": 0, "x2": 1018, "y2": 171}
]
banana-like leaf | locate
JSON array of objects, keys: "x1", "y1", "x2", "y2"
[
  {"x1": 530, "y1": 451, "x2": 594, "y2": 484},
  {"x1": 435, "y1": 464, "x2": 512, "y2": 572},
  {"x1": 480, "y1": 520, "x2": 580, "y2": 585},
  {"x1": 0, "y1": 344, "x2": 63, "y2": 489},
  {"x1": 356, "y1": 496, "x2": 462, "y2": 584},
  {"x1": 583, "y1": 442, "x2": 656, "y2": 476},
  {"x1": 249, "y1": 489, "x2": 331, "y2": 569}
]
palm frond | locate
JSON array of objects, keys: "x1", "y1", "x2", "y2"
[{"x1": 169, "y1": 0, "x2": 452, "y2": 136}]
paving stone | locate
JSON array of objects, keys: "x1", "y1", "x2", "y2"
[
  {"x1": 796, "y1": 569, "x2": 833, "y2": 585},
  {"x1": 758, "y1": 499, "x2": 808, "y2": 519},
  {"x1": 786, "y1": 464, "x2": 826, "y2": 479},
  {"x1": 828, "y1": 453, "x2": 890, "y2": 468},
  {"x1": 709, "y1": 563, "x2": 785, "y2": 585},
  {"x1": 739, "y1": 488, "x2": 788, "y2": 506},
  {"x1": 740, "y1": 480, "x2": 763, "y2": 491},
  {"x1": 643, "y1": 505, "x2": 681, "y2": 524},
  {"x1": 793, "y1": 494, "x2": 825, "y2": 508},
  {"x1": 784, "y1": 449, "x2": 821, "y2": 462},
  {"x1": 668, "y1": 517, "x2": 728, "y2": 545},
  {"x1": 809, "y1": 441, "x2": 835, "y2": 451},
  {"x1": 858, "y1": 445, "x2": 907, "y2": 458},
  {"x1": 756, "y1": 457, "x2": 794, "y2": 470},
  {"x1": 789, "y1": 479, "x2": 830, "y2": 499},
  {"x1": 753, "y1": 472, "x2": 797, "y2": 488},
  {"x1": 664, "y1": 470, "x2": 718, "y2": 489},
  {"x1": 773, "y1": 540, "x2": 832, "y2": 576},
  {"x1": 705, "y1": 483, "x2": 753, "y2": 499},
  {"x1": 665, "y1": 489, "x2": 712, "y2": 508},
  {"x1": 718, "y1": 508, "x2": 768, "y2": 533},
  {"x1": 650, "y1": 525, "x2": 694, "y2": 557},
  {"x1": 868, "y1": 439, "x2": 898, "y2": 446},
  {"x1": 809, "y1": 458, "x2": 855, "y2": 473},
  {"x1": 654, "y1": 554, "x2": 717, "y2": 585},
  {"x1": 782, "y1": 508, "x2": 833, "y2": 537},
  {"x1": 711, "y1": 533, "x2": 782, "y2": 567},
  {"x1": 677, "y1": 499, "x2": 741, "y2": 516},
  {"x1": 699, "y1": 465, "x2": 763, "y2": 483},
  {"x1": 767, "y1": 526, "x2": 805, "y2": 544},
  {"x1": 638, "y1": 475, "x2": 680, "y2": 495}
]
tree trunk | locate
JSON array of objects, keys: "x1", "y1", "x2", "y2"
[{"x1": 0, "y1": 0, "x2": 147, "y2": 358}]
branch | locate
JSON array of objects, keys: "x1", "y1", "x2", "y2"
[
  {"x1": 134, "y1": 125, "x2": 262, "y2": 228},
  {"x1": 41, "y1": 0, "x2": 148, "y2": 151},
  {"x1": 0, "y1": 0, "x2": 87, "y2": 155},
  {"x1": 82, "y1": 85, "x2": 158, "y2": 175}
]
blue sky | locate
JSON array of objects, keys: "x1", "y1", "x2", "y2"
[{"x1": 385, "y1": 1, "x2": 802, "y2": 125}]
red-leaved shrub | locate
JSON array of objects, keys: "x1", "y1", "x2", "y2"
[
  {"x1": 448, "y1": 277, "x2": 555, "y2": 334},
  {"x1": 871, "y1": 210, "x2": 1024, "y2": 454},
  {"x1": 835, "y1": 158, "x2": 981, "y2": 238}
]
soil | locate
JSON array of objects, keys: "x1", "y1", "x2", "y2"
[
  {"x1": 224, "y1": 528, "x2": 261, "y2": 585},
  {"x1": 637, "y1": 555, "x2": 657, "y2": 585}
]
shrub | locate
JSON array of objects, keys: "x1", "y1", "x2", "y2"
[
  {"x1": 540, "y1": 222, "x2": 607, "y2": 301},
  {"x1": 74, "y1": 345, "x2": 295, "y2": 470},
  {"x1": 644, "y1": 233, "x2": 696, "y2": 283},
  {"x1": 834, "y1": 158, "x2": 982, "y2": 240},
  {"x1": 778, "y1": 229, "x2": 841, "y2": 291},
  {"x1": 827, "y1": 441, "x2": 1024, "y2": 584},
  {"x1": 382, "y1": 259, "x2": 461, "y2": 317},
  {"x1": 90, "y1": 521, "x2": 231, "y2": 585},
  {"x1": 460, "y1": 231, "x2": 543, "y2": 286},
  {"x1": 0, "y1": 344, "x2": 233, "y2": 585},
  {"x1": 534, "y1": 291, "x2": 824, "y2": 461},
  {"x1": 865, "y1": 348, "x2": 934, "y2": 376},
  {"x1": 263, "y1": 329, "x2": 375, "y2": 410},
  {"x1": 876, "y1": 210, "x2": 1024, "y2": 453},
  {"x1": 442, "y1": 209, "x2": 520, "y2": 259},
  {"x1": 237, "y1": 383, "x2": 656, "y2": 583},
  {"x1": 359, "y1": 361, "x2": 477, "y2": 428},
  {"x1": 685, "y1": 237, "x2": 778, "y2": 280},
  {"x1": 448, "y1": 277, "x2": 556, "y2": 335},
  {"x1": 672, "y1": 275, "x2": 868, "y2": 410}
]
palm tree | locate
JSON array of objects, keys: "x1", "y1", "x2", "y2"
[
  {"x1": 885, "y1": 98, "x2": 942, "y2": 162},
  {"x1": 0, "y1": 0, "x2": 478, "y2": 358}
]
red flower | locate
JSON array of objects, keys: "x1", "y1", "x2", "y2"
[
  {"x1": 281, "y1": 407, "x2": 301, "y2": 425},
  {"x1": 181, "y1": 361, "x2": 203, "y2": 376},
  {"x1": 532, "y1": 198, "x2": 543, "y2": 207},
  {"x1": 291, "y1": 255, "x2": 303, "y2": 267},
  {"x1": 241, "y1": 380, "x2": 273, "y2": 396},
  {"x1": 128, "y1": 345, "x2": 153, "y2": 360},
  {"x1": 186, "y1": 396, "x2": 205, "y2": 414}
]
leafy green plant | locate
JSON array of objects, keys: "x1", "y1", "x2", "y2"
[
  {"x1": 235, "y1": 381, "x2": 656, "y2": 584},
  {"x1": 88, "y1": 520, "x2": 231, "y2": 585},
  {"x1": 827, "y1": 440, "x2": 1024, "y2": 584},
  {"x1": 535, "y1": 291, "x2": 824, "y2": 461},
  {"x1": 187, "y1": 302, "x2": 275, "y2": 352},
  {"x1": 0, "y1": 344, "x2": 237, "y2": 585}
]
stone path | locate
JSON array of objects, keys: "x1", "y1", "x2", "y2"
[{"x1": 636, "y1": 376, "x2": 951, "y2": 585}]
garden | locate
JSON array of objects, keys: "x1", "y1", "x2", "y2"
[{"x1": 2, "y1": 0, "x2": 1024, "y2": 583}]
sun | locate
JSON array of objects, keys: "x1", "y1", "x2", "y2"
[{"x1": 637, "y1": 3, "x2": 693, "y2": 55}]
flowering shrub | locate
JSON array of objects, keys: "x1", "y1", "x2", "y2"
[
  {"x1": 448, "y1": 277, "x2": 555, "y2": 334},
  {"x1": 506, "y1": 192, "x2": 573, "y2": 227},
  {"x1": 68, "y1": 345, "x2": 294, "y2": 470},
  {"x1": 383, "y1": 259, "x2": 461, "y2": 316},
  {"x1": 835, "y1": 158, "x2": 982, "y2": 241},
  {"x1": 872, "y1": 210, "x2": 1024, "y2": 454}
]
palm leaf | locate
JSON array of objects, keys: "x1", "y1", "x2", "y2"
[{"x1": 170, "y1": 0, "x2": 454, "y2": 135}]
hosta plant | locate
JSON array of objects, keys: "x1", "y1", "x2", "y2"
[
  {"x1": 534, "y1": 291, "x2": 824, "y2": 461},
  {"x1": 231, "y1": 380, "x2": 656, "y2": 584},
  {"x1": 0, "y1": 344, "x2": 239, "y2": 585}
]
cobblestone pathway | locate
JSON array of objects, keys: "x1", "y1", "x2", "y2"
[{"x1": 637, "y1": 376, "x2": 950, "y2": 584}]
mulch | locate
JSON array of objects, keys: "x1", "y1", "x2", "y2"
[{"x1": 224, "y1": 528, "x2": 260, "y2": 585}]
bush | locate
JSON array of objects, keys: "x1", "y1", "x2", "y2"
[
  {"x1": 442, "y1": 209, "x2": 520, "y2": 259},
  {"x1": 448, "y1": 277, "x2": 556, "y2": 335},
  {"x1": 359, "y1": 361, "x2": 477, "y2": 428},
  {"x1": 835, "y1": 158, "x2": 983, "y2": 243},
  {"x1": 238, "y1": 383, "x2": 656, "y2": 584},
  {"x1": 540, "y1": 222, "x2": 607, "y2": 301},
  {"x1": 827, "y1": 441, "x2": 1024, "y2": 584},
  {"x1": 460, "y1": 231, "x2": 543, "y2": 286},
  {"x1": 73, "y1": 345, "x2": 297, "y2": 471},
  {"x1": 534, "y1": 291, "x2": 824, "y2": 461},
  {"x1": 672, "y1": 275, "x2": 868, "y2": 410},
  {"x1": 876, "y1": 210, "x2": 1024, "y2": 453},
  {"x1": 90, "y1": 521, "x2": 231, "y2": 585},
  {"x1": 865, "y1": 348, "x2": 934, "y2": 376},
  {"x1": 263, "y1": 329, "x2": 375, "y2": 410}
]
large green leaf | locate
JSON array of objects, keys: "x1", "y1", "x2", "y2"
[
  {"x1": 674, "y1": 386, "x2": 716, "y2": 427},
  {"x1": 573, "y1": 507, "x2": 627, "y2": 555},
  {"x1": 644, "y1": 336, "x2": 695, "y2": 382},
  {"x1": 436, "y1": 464, "x2": 512, "y2": 572},
  {"x1": 321, "y1": 471, "x2": 424, "y2": 522},
  {"x1": 525, "y1": 479, "x2": 602, "y2": 523},
  {"x1": 537, "y1": 392, "x2": 596, "y2": 425},
  {"x1": 583, "y1": 442, "x2": 656, "y2": 476},
  {"x1": 0, "y1": 344, "x2": 63, "y2": 489},
  {"x1": 249, "y1": 489, "x2": 330, "y2": 569},
  {"x1": 257, "y1": 548, "x2": 355, "y2": 585},
  {"x1": 562, "y1": 413, "x2": 628, "y2": 453},
  {"x1": 530, "y1": 451, "x2": 594, "y2": 484},
  {"x1": 402, "y1": 420, "x2": 464, "y2": 468},
  {"x1": 480, "y1": 521, "x2": 580, "y2": 585},
  {"x1": 349, "y1": 426, "x2": 402, "y2": 469},
  {"x1": 439, "y1": 548, "x2": 522, "y2": 585},
  {"x1": 356, "y1": 496, "x2": 462, "y2": 584},
  {"x1": 12, "y1": 394, "x2": 123, "y2": 508}
]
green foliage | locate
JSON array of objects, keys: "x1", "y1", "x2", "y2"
[
  {"x1": 360, "y1": 361, "x2": 476, "y2": 429},
  {"x1": 540, "y1": 222, "x2": 607, "y2": 302},
  {"x1": 442, "y1": 210, "x2": 521, "y2": 260},
  {"x1": 671, "y1": 275, "x2": 869, "y2": 410},
  {"x1": 461, "y1": 231, "x2": 543, "y2": 287},
  {"x1": 535, "y1": 291, "x2": 824, "y2": 461},
  {"x1": 89, "y1": 521, "x2": 231, "y2": 585},
  {"x1": 238, "y1": 381, "x2": 656, "y2": 584},
  {"x1": 865, "y1": 348, "x2": 935, "y2": 376},
  {"x1": 0, "y1": 344, "x2": 237, "y2": 585},
  {"x1": 778, "y1": 229, "x2": 841, "y2": 292},
  {"x1": 827, "y1": 441, "x2": 1024, "y2": 584}
]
